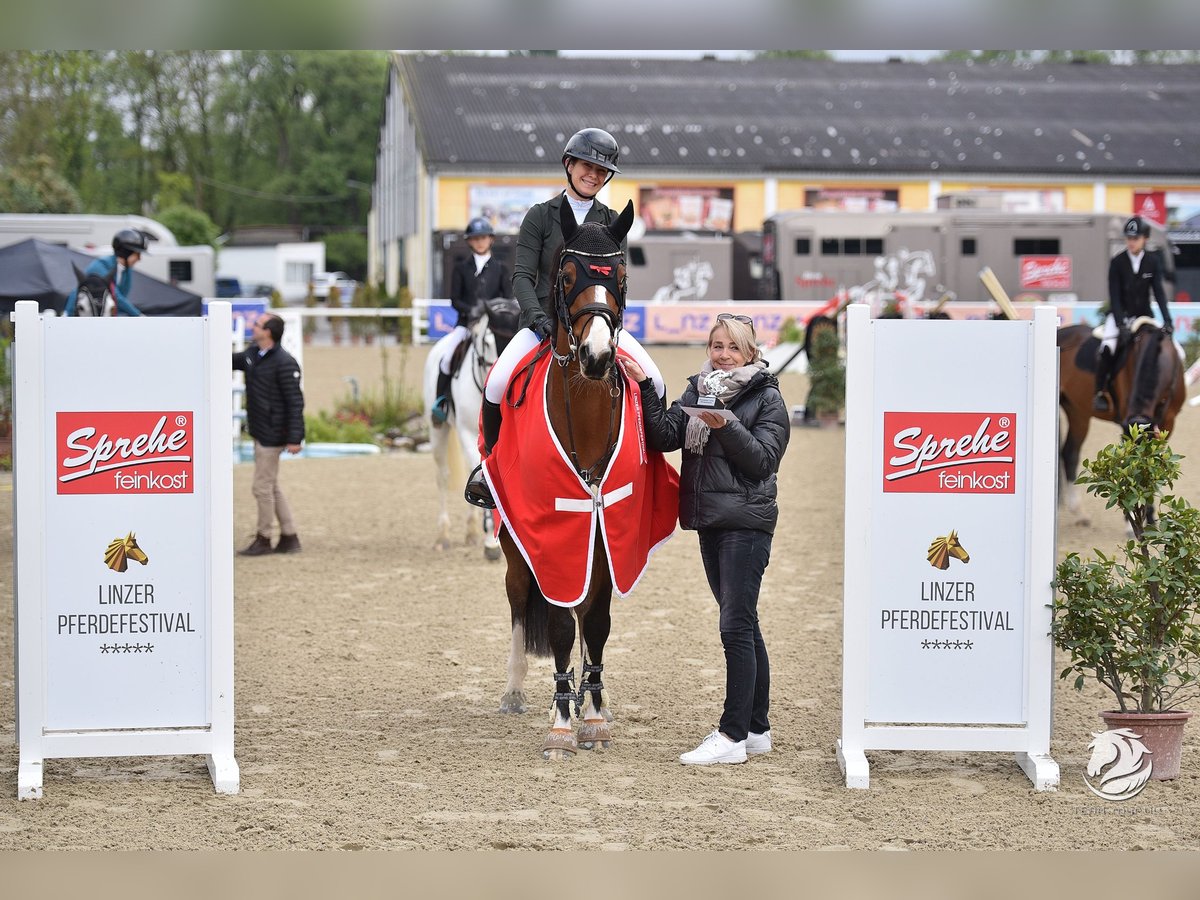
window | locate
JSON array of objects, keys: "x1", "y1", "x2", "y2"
[
  {"x1": 866, "y1": 239, "x2": 884, "y2": 254},
  {"x1": 820, "y1": 237, "x2": 879, "y2": 255},
  {"x1": 844, "y1": 238, "x2": 862, "y2": 255},
  {"x1": 961, "y1": 238, "x2": 977, "y2": 256},
  {"x1": 1014, "y1": 238, "x2": 1060, "y2": 255},
  {"x1": 821, "y1": 238, "x2": 840, "y2": 256},
  {"x1": 628, "y1": 246, "x2": 646, "y2": 266},
  {"x1": 168, "y1": 260, "x2": 193, "y2": 282},
  {"x1": 286, "y1": 261, "x2": 314, "y2": 284},
  {"x1": 794, "y1": 238, "x2": 811, "y2": 255}
]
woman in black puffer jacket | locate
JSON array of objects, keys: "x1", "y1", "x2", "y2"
[{"x1": 620, "y1": 313, "x2": 790, "y2": 766}]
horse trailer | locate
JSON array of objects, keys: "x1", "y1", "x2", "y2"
[
  {"x1": 433, "y1": 230, "x2": 764, "y2": 304},
  {"x1": 0, "y1": 213, "x2": 216, "y2": 297},
  {"x1": 761, "y1": 209, "x2": 1175, "y2": 307}
]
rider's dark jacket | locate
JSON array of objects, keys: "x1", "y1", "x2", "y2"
[
  {"x1": 636, "y1": 369, "x2": 790, "y2": 534},
  {"x1": 513, "y1": 192, "x2": 624, "y2": 332},
  {"x1": 1109, "y1": 248, "x2": 1171, "y2": 328},
  {"x1": 233, "y1": 344, "x2": 305, "y2": 447},
  {"x1": 449, "y1": 253, "x2": 511, "y2": 328}
]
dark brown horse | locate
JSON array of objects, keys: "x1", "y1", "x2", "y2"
[
  {"x1": 493, "y1": 199, "x2": 636, "y2": 759},
  {"x1": 1057, "y1": 318, "x2": 1185, "y2": 522}
]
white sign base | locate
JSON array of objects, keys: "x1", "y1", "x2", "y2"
[
  {"x1": 13, "y1": 301, "x2": 238, "y2": 799},
  {"x1": 837, "y1": 304, "x2": 1059, "y2": 792}
]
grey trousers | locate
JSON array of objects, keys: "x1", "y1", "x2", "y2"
[{"x1": 252, "y1": 440, "x2": 297, "y2": 537}]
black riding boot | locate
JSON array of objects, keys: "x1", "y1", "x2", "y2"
[
  {"x1": 464, "y1": 399, "x2": 503, "y2": 509},
  {"x1": 1093, "y1": 347, "x2": 1114, "y2": 413},
  {"x1": 431, "y1": 369, "x2": 452, "y2": 425}
]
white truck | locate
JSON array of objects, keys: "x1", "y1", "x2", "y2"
[{"x1": 0, "y1": 213, "x2": 216, "y2": 297}]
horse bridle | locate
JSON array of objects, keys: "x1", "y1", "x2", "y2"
[{"x1": 550, "y1": 243, "x2": 627, "y2": 486}]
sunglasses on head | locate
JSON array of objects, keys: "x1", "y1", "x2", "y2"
[{"x1": 717, "y1": 313, "x2": 754, "y2": 326}]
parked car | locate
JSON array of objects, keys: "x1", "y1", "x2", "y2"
[
  {"x1": 311, "y1": 271, "x2": 357, "y2": 305},
  {"x1": 215, "y1": 276, "x2": 244, "y2": 298}
]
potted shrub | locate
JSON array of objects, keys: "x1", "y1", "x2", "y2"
[
  {"x1": 1053, "y1": 424, "x2": 1200, "y2": 779},
  {"x1": 804, "y1": 323, "x2": 844, "y2": 426}
]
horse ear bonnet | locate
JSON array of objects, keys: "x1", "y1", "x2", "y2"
[{"x1": 566, "y1": 222, "x2": 623, "y2": 255}]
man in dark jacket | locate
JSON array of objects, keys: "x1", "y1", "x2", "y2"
[
  {"x1": 1093, "y1": 216, "x2": 1173, "y2": 412},
  {"x1": 233, "y1": 312, "x2": 305, "y2": 555}
]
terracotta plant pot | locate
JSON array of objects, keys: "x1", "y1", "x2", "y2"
[{"x1": 1099, "y1": 710, "x2": 1192, "y2": 780}]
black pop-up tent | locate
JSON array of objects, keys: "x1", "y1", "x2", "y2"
[{"x1": 0, "y1": 238, "x2": 202, "y2": 317}]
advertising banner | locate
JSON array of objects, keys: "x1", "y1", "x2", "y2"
[
  {"x1": 14, "y1": 302, "x2": 237, "y2": 798},
  {"x1": 838, "y1": 304, "x2": 1059, "y2": 791}
]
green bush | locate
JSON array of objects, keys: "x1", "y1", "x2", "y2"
[
  {"x1": 1053, "y1": 426, "x2": 1200, "y2": 712},
  {"x1": 806, "y1": 324, "x2": 845, "y2": 418},
  {"x1": 304, "y1": 411, "x2": 376, "y2": 444},
  {"x1": 777, "y1": 316, "x2": 803, "y2": 343}
]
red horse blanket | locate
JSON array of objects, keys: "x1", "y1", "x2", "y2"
[{"x1": 482, "y1": 347, "x2": 679, "y2": 607}]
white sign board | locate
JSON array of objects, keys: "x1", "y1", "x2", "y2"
[
  {"x1": 837, "y1": 304, "x2": 1059, "y2": 791},
  {"x1": 13, "y1": 301, "x2": 238, "y2": 799}
]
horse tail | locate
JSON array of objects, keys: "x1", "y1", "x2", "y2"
[{"x1": 522, "y1": 581, "x2": 553, "y2": 658}]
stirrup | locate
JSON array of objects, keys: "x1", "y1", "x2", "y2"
[
  {"x1": 431, "y1": 395, "x2": 449, "y2": 426},
  {"x1": 464, "y1": 463, "x2": 496, "y2": 509},
  {"x1": 1092, "y1": 392, "x2": 1111, "y2": 413}
]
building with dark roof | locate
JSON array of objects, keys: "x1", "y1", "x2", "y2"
[{"x1": 371, "y1": 52, "x2": 1200, "y2": 297}]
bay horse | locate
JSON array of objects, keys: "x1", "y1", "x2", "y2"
[
  {"x1": 422, "y1": 313, "x2": 503, "y2": 560},
  {"x1": 1057, "y1": 318, "x2": 1185, "y2": 522},
  {"x1": 493, "y1": 200, "x2": 638, "y2": 759}
]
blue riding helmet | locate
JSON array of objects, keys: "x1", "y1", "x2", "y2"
[{"x1": 465, "y1": 217, "x2": 494, "y2": 238}]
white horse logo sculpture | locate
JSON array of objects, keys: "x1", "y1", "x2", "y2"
[
  {"x1": 422, "y1": 316, "x2": 502, "y2": 560},
  {"x1": 1083, "y1": 728, "x2": 1153, "y2": 801}
]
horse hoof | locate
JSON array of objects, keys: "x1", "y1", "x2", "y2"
[
  {"x1": 484, "y1": 544, "x2": 502, "y2": 562},
  {"x1": 577, "y1": 719, "x2": 612, "y2": 750},
  {"x1": 542, "y1": 728, "x2": 578, "y2": 759},
  {"x1": 433, "y1": 538, "x2": 452, "y2": 551},
  {"x1": 498, "y1": 691, "x2": 528, "y2": 714}
]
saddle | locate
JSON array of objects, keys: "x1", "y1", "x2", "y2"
[{"x1": 447, "y1": 296, "x2": 521, "y2": 381}]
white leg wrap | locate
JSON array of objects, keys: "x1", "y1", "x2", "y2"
[{"x1": 485, "y1": 328, "x2": 541, "y2": 404}]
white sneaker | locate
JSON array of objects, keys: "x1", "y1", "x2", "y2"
[
  {"x1": 679, "y1": 730, "x2": 747, "y2": 765},
  {"x1": 746, "y1": 730, "x2": 772, "y2": 756}
]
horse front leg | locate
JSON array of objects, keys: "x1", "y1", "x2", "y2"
[
  {"x1": 430, "y1": 426, "x2": 453, "y2": 550},
  {"x1": 1059, "y1": 411, "x2": 1088, "y2": 526},
  {"x1": 499, "y1": 609, "x2": 529, "y2": 714},
  {"x1": 543, "y1": 606, "x2": 579, "y2": 760},
  {"x1": 577, "y1": 594, "x2": 613, "y2": 751}
]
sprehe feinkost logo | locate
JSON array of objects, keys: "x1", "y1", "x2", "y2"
[
  {"x1": 57, "y1": 411, "x2": 194, "y2": 495},
  {"x1": 883, "y1": 412, "x2": 1016, "y2": 494}
]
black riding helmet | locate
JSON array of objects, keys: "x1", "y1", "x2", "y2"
[
  {"x1": 562, "y1": 128, "x2": 621, "y2": 198},
  {"x1": 1124, "y1": 216, "x2": 1152, "y2": 239},
  {"x1": 112, "y1": 228, "x2": 149, "y2": 260},
  {"x1": 464, "y1": 217, "x2": 494, "y2": 238}
]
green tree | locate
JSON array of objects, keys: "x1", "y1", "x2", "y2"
[
  {"x1": 324, "y1": 231, "x2": 368, "y2": 280},
  {"x1": 0, "y1": 154, "x2": 83, "y2": 212},
  {"x1": 156, "y1": 204, "x2": 220, "y2": 248}
]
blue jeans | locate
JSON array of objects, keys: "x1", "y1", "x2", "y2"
[{"x1": 697, "y1": 528, "x2": 772, "y2": 743}]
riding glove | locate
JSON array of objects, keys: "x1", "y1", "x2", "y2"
[
  {"x1": 531, "y1": 313, "x2": 554, "y2": 341},
  {"x1": 1163, "y1": 322, "x2": 1174, "y2": 336}
]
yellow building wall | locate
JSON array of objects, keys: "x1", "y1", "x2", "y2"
[
  {"x1": 1063, "y1": 184, "x2": 1094, "y2": 212},
  {"x1": 1106, "y1": 185, "x2": 1136, "y2": 215}
]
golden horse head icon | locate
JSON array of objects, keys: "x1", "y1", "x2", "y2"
[
  {"x1": 926, "y1": 530, "x2": 969, "y2": 570},
  {"x1": 104, "y1": 532, "x2": 149, "y2": 573}
]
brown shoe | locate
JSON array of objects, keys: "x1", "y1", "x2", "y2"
[
  {"x1": 238, "y1": 533, "x2": 274, "y2": 556},
  {"x1": 274, "y1": 533, "x2": 302, "y2": 554}
]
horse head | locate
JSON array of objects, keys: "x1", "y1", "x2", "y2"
[
  {"x1": 553, "y1": 199, "x2": 634, "y2": 380},
  {"x1": 1122, "y1": 324, "x2": 1181, "y2": 435},
  {"x1": 104, "y1": 532, "x2": 149, "y2": 573},
  {"x1": 1085, "y1": 728, "x2": 1153, "y2": 800},
  {"x1": 926, "y1": 530, "x2": 969, "y2": 570}
]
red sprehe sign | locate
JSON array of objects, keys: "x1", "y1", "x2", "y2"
[
  {"x1": 882, "y1": 412, "x2": 1016, "y2": 494},
  {"x1": 56, "y1": 411, "x2": 195, "y2": 495}
]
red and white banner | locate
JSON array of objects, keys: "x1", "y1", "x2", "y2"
[
  {"x1": 1019, "y1": 255, "x2": 1072, "y2": 290},
  {"x1": 56, "y1": 411, "x2": 194, "y2": 495},
  {"x1": 1134, "y1": 191, "x2": 1167, "y2": 227},
  {"x1": 883, "y1": 412, "x2": 1016, "y2": 494}
]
